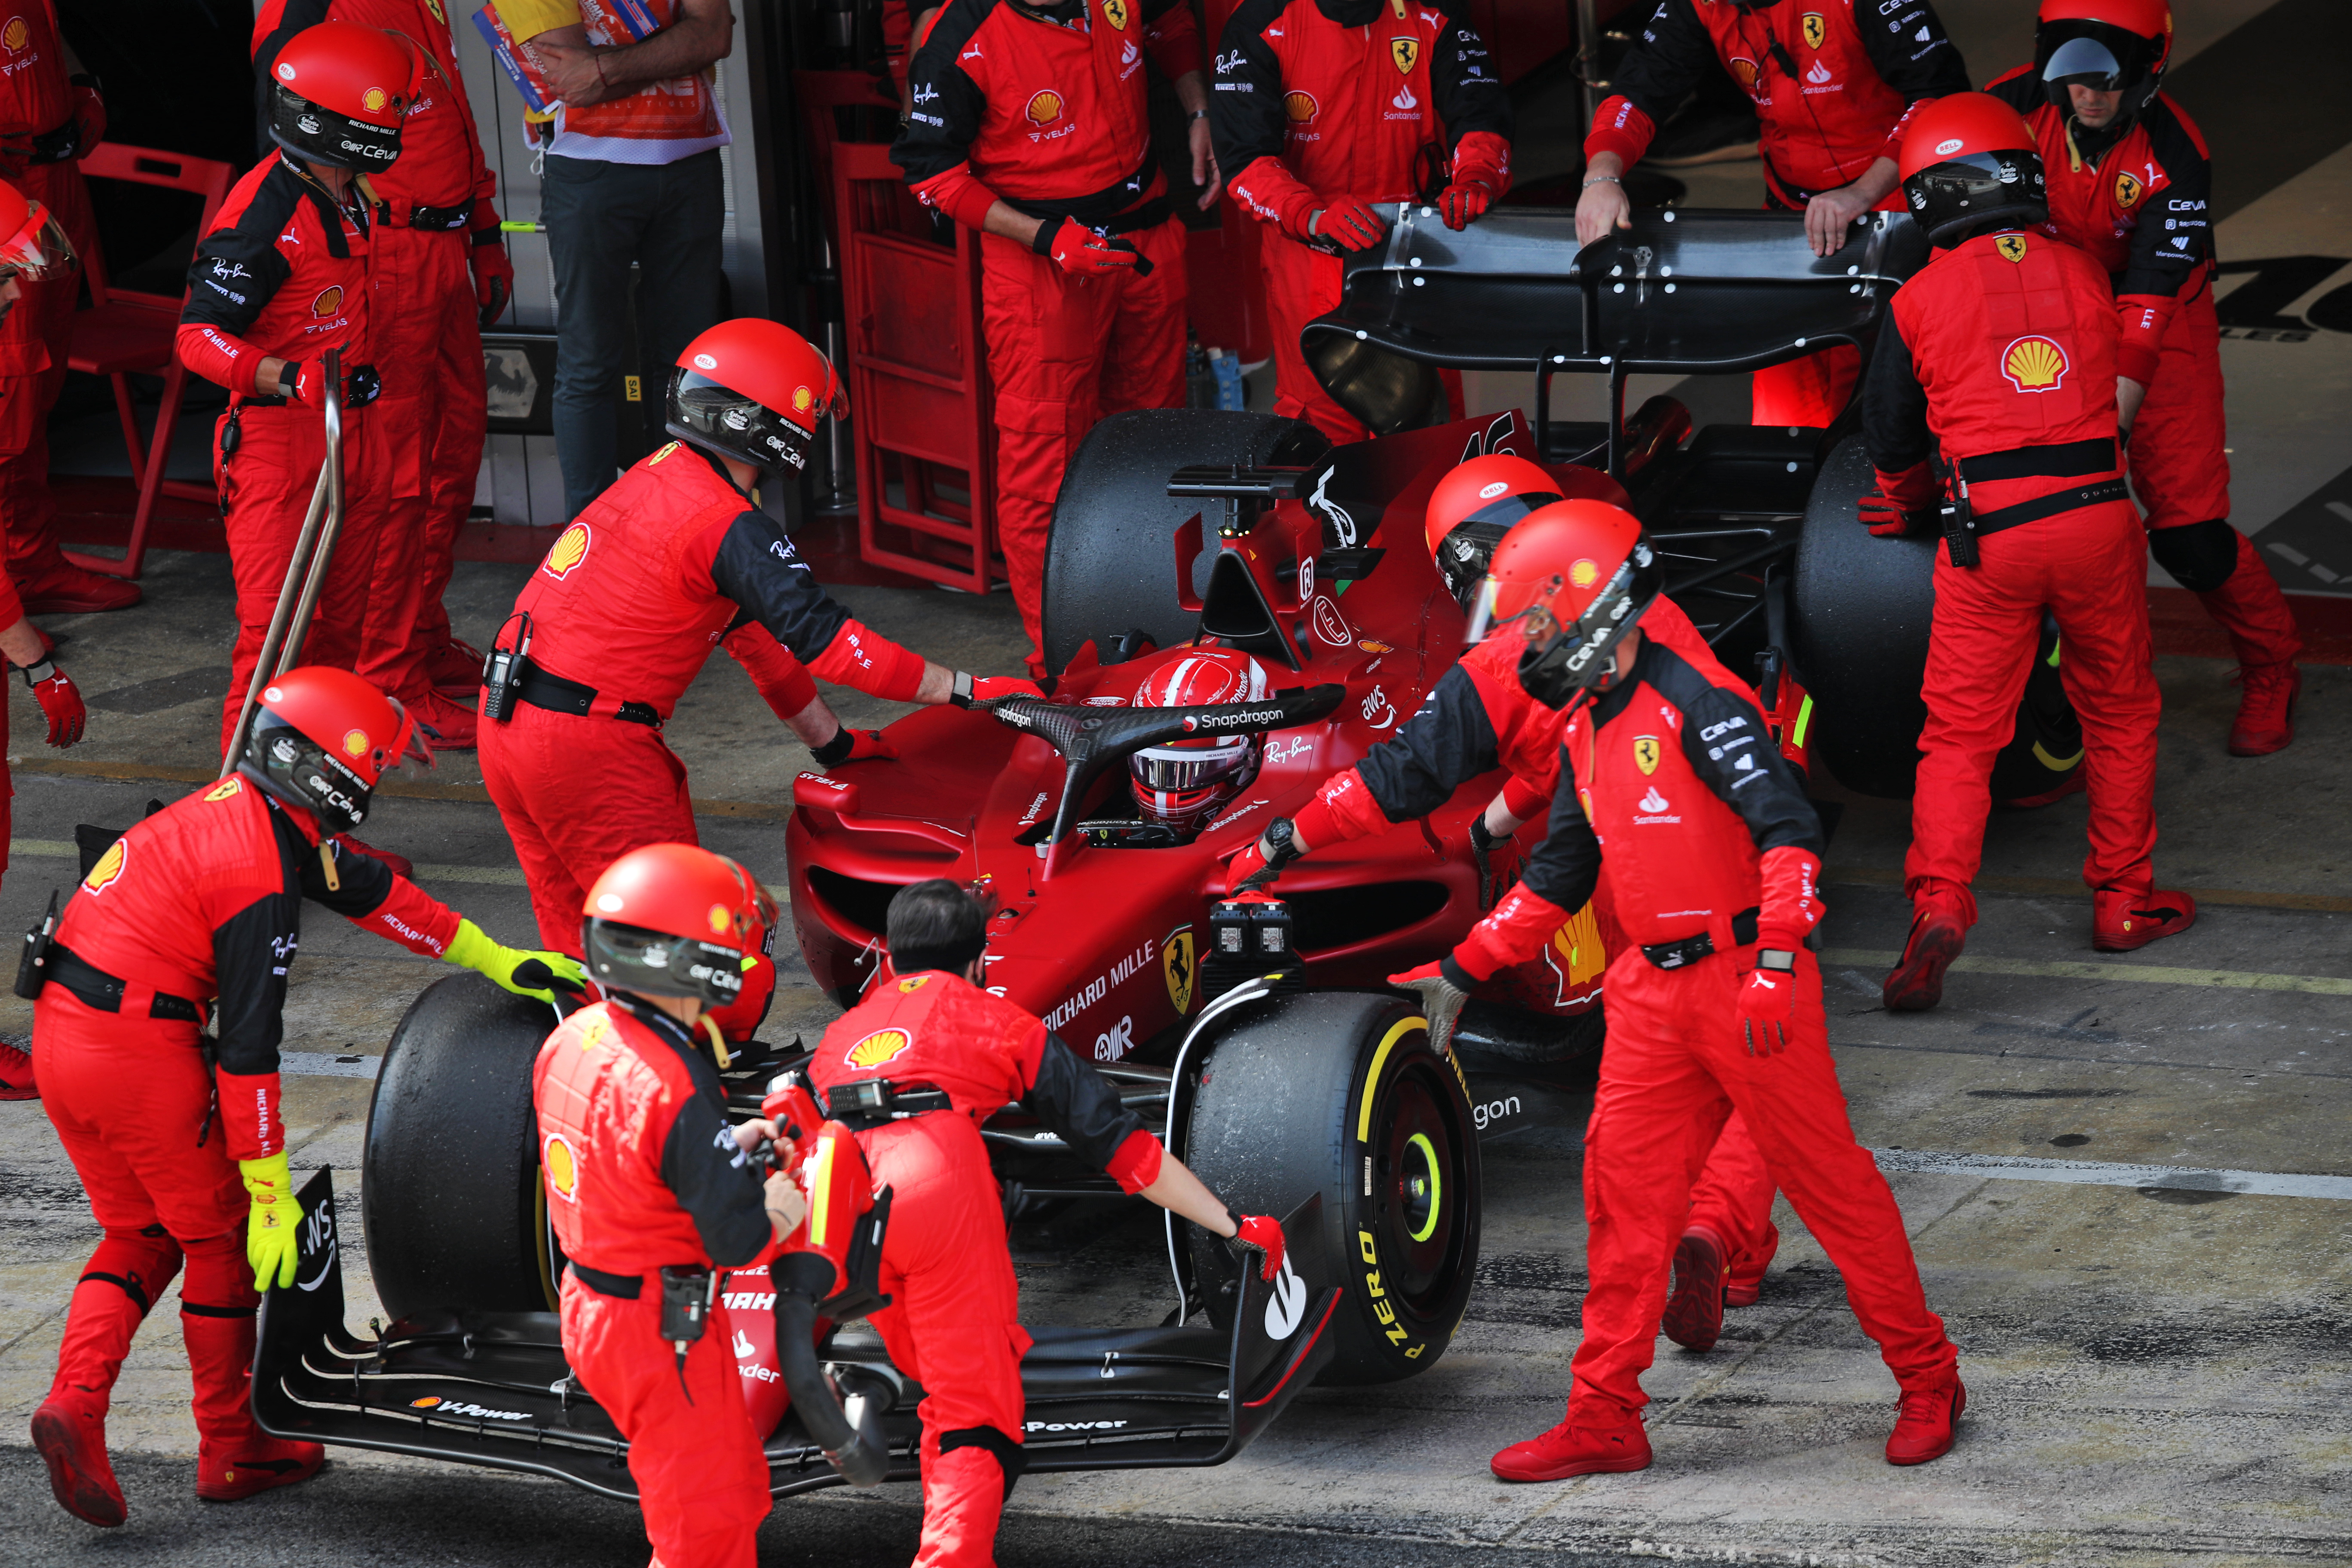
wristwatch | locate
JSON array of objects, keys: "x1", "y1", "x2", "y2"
[
  {"x1": 1257, "y1": 816, "x2": 1298, "y2": 867},
  {"x1": 1756, "y1": 949, "x2": 1798, "y2": 972}
]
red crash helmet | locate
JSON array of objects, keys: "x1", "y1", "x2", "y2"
[
  {"x1": 238, "y1": 665, "x2": 429, "y2": 834},
  {"x1": 1424, "y1": 454, "x2": 1562, "y2": 609},
  {"x1": 265, "y1": 21, "x2": 410, "y2": 174},
  {"x1": 583, "y1": 843, "x2": 775, "y2": 1010},
  {"x1": 668, "y1": 318, "x2": 848, "y2": 475},
  {"x1": 1467, "y1": 499, "x2": 1663, "y2": 710},
  {"x1": 1128, "y1": 648, "x2": 1272, "y2": 834},
  {"x1": 702, "y1": 894, "x2": 778, "y2": 1044},
  {"x1": 1899, "y1": 93, "x2": 2049, "y2": 248},
  {"x1": 2037, "y1": 0, "x2": 2172, "y2": 119},
  {"x1": 0, "y1": 178, "x2": 74, "y2": 285}
]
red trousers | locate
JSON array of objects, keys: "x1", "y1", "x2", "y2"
[
  {"x1": 1570, "y1": 947, "x2": 1955, "y2": 1419},
  {"x1": 215, "y1": 402, "x2": 394, "y2": 753},
  {"x1": 1687, "y1": 1110, "x2": 1777, "y2": 1296},
  {"x1": 1906, "y1": 500, "x2": 2160, "y2": 906},
  {"x1": 1261, "y1": 230, "x2": 1367, "y2": 447},
  {"x1": 1750, "y1": 345, "x2": 1859, "y2": 429},
  {"x1": 0, "y1": 158, "x2": 96, "y2": 586},
  {"x1": 34, "y1": 990, "x2": 267, "y2": 1454},
  {"x1": 363, "y1": 224, "x2": 482, "y2": 703},
  {"x1": 561, "y1": 1274, "x2": 771, "y2": 1568},
  {"x1": 859, "y1": 1113, "x2": 1030, "y2": 1568},
  {"x1": 478, "y1": 701, "x2": 695, "y2": 955},
  {"x1": 983, "y1": 215, "x2": 1188, "y2": 667}
]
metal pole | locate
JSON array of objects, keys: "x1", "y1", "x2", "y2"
[
  {"x1": 818, "y1": 317, "x2": 856, "y2": 515},
  {"x1": 1577, "y1": 0, "x2": 1606, "y2": 138},
  {"x1": 276, "y1": 350, "x2": 349, "y2": 672}
]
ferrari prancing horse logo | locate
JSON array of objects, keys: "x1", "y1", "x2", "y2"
[
  {"x1": 1102, "y1": 0, "x2": 1128, "y2": 31},
  {"x1": 1996, "y1": 234, "x2": 2029, "y2": 263},
  {"x1": 1801, "y1": 12, "x2": 1826, "y2": 49},
  {"x1": 1162, "y1": 926, "x2": 1196, "y2": 1016},
  {"x1": 1633, "y1": 735, "x2": 1662, "y2": 775},
  {"x1": 2115, "y1": 170, "x2": 2143, "y2": 208},
  {"x1": 1390, "y1": 37, "x2": 1418, "y2": 74}
]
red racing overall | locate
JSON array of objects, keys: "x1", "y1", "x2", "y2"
[
  {"x1": 1469, "y1": 634, "x2": 1956, "y2": 1420},
  {"x1": 179, "y1": 155, "x2": 394, "y2": 750},
  {"x1": 810, "y1": 968, "x2": 1161, "y2": 1568},
  {"x1": 1587, "y1": 0, "x2": 1969, "y2": 425},
  {"x1": 34, "y1": 775, "x2": 461, "y2": 1488},
  {"x1": 1984, "y1": 67, "x2": 2299, "y2": 676},
  {"x1": 1213, "y1": 0, "x2": 1513, "y2": 442},
  {"x1": 897, "y1": 0, "x2": 1203, "y2": 664},
  {"x1": 479, "y1": 440, "x2": 931, "y2": 952},
  {"x1": 1863, "y1": 227, "x2": 2161, "y2": 916},
  {"x1": 534, "y1": 997, "x2": 778, "y2": 1568}
]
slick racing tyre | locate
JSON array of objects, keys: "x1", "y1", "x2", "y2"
[
  {"x1": 1184, "y1": 991, "x2": 1480, "y2": 1385},
  {"x1": 363, "y1": 973, "x2": 560, "y2": 1322},
  {"x1": 1041, "y1": 410, "x2": 1329, "y2": 677}
]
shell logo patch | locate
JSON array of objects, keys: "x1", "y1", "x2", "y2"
[
  {"x1": 2001, "y1": 334, "x2": 2070, "y2": 393},
  {"x1": 1163, "y1": 926, "x2": 1196, "y2": 1015},
  {"x1": 2115, "y1": 170, "x2": 2143, "y2": 208},
  {"x1": 707, "y1": 903, "x2": 734, "y2": 937},
  {"x1": 1568, "y1": 557, "x2": 1601, "y2": 590},
  {"x1": 1633, "y1": 735, "x2": 1661, "y2": 775},
  {"x1": 204, "y1": 778, "x2": 243, "y2": 803},
  {"x1": 83, "y1": 839, "x2": 127, "y2": 894},
  {"x1": 792, "y1": 385, "x2": 815, "y2": 414},
  {"x1": 1025, "y1": 89, "x2": 1063, "y2": 126},
  {"x1": 342, "y1": 728, "x2": 371, "y2": 760},
  {"x1": 312, "y1": 285, "x2": 344, "y2": 318},
  {"x1": 845, "y1": 1028, "x2": 913, "y2": 1070},
  {"x1": 361, "y1": 86, "x2": 388, "y2": 114},
  {"x1": 1284, "y1": 90, "x2": 1317, "y2": 123},
  {"x1": 1801, "y1": 12, "x2": 1825, "y2": 49},
  {"x1": 1996, "y1": 234, "x2": 2029, "y2": 263},
  {"x1": 1102, "y1": 0, "x2": 1129, "y2": 29},
  {"x1": 542, "y1": 521, "x2": 591, "y2": 581},
  {"x1": 1390, "y1": 37, "x2": 1418, "y2": 74},
  {"x1": 411, "y1": 1396, "x2": 443, "y2": 1408},
  {"x1": 543, "y1": 1134, "x2": 579, "y2": 1203},
  {"x1": 1730, "y1": 56, "x2": 1760, "y2": 90},
  {"x1": 1, "y1": 18, "x2": 28, "y2": 51},
  {"x1": 897, "y1": 974, "x2": 932, "y2": 993}
]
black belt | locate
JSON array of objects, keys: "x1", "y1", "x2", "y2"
[
  {"x1": 25, "y1": 118, "x2": 82, "y2": 165},
  {"x1": 568, "y1": 1261, "x2": 644, "y2": 1299},
  {"x1": 1958, "y1": 439, "x2": 2117, "y2": 485},
  {"x1": 822, "y1": 1078, "x2": 954, "y2": 1131},
  {"x1": 1640, "y1": 908, "x2": 1760, "y2": 971},
  {"x1": 514, "y1": 663, "x2": 662, "y2": 728},
  {"x1": 46, "y1": 942, "x2": 205, "y2": 1022},
  {"x1": 1099, "y1": 196, "x2": 1171, "y2": 237},
  {"x1": 1970, "y1": 478, "x2": 2134, "y2": 540},
  {"x1": 381, "y1": 200, "x2": 471, "y2": 232},
  {"x1": 1004, "y1": 144, "x2": 1164, "y2": 231}
]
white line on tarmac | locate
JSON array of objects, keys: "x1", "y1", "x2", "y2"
[
  {"x1": 7, "y1": 838, "x2": 525, "y2": 885},
  {"x1": 1820, "y1": 947, "x2": 2352, "y2": 997},
  {"x1": 281, "y1": 1051, "x2": 383, "y2": 1079},
  {"x1": 1874, "y1": 1148, "x2": 2352, "y2": 1200}
]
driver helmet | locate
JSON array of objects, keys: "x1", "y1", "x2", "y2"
[
  {"x1": 1424, "y1": 454, "x2": 1562, "y2": 612},
  {"x1": 582, "y1": 843, "x2": 775, "y2": 1011},
  {"x1": 1128, "y1": 648, "x2": 1272, "y2": 833},
  {"x1": 264, "y1": 21, "x2": 411, "y2": 175},
  {"x1": 1899, "y1": 93, "x2": 2049, "y2": 249},
  {"x1": 237, "y1": 666, "x2": 429, "y2": 834},
  {"x1": 1465, "y1": 499, "x2": 1663, "y2": 710},
  {"x1": 2036, "y1": 0, "x2": 2172, "y2": 120},
  {"x1": 668, "y1": 318, "x2": 848, "y2": 475},
  {"x1": 702, "y1": 892, "x2": 778, "y2": 1044},
  {"x1": 0, "y1": 177, "x2": 75, "y2": 292}
]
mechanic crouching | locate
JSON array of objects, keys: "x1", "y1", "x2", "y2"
[
  {"x1": 28, "y1": 668, "x2": 579, "y2": 1528},
  {"x1": 535, "y1": 844, "x2": 811, "y2": 1568},
  {"x1": 811, "y1": 880, "x2": 1286, "y2": 1566}
]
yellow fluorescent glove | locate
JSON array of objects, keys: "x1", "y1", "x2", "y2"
[
  {"x1": 239, "y1": 1152, "x2": 300, "y2": 1292},
  {"x1": 444, "y1": 917, "x2": 585, "y2": 1002}
]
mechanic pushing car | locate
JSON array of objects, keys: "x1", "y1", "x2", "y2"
[
  {"x1": 533, "y1": 844, "x2": 810, "y2": 1568},
  {"x1": 1578, "y1": 0, "x2": 1969, "y2": 426},
  {"x1": 178, "y1": 21, "x2": 420, "y2": 754},
  {"x1": 26, "y1": 667, "x2": 579, "y2": 1528},
  {"x1": 478, "y1": 318, "x2": 1041, "y2": 957},
  {"x1": 810, "y1": 880, "x2": 1288, "y2": 1567},
  {"x1": 1984, "y1": 0, "x2": 2302, "y2": 756},
  {"x1": 254, "y1": 0, "x2": 517, "y2": 747},
  {"x1": 1210, "y1": 0, "x2": 1514, "y2": 444},
  {"x1": 1374, "y1": 502, "x2": 1965, "y2": 1479},
  {"x1": 894, "y1": 0, "x2": 1218, "y2": 671},
  {"x1": 1862, "y1": 93, "x2": 2193, "y2": 1013}
]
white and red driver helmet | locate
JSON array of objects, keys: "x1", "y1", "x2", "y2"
[{"x1": 1128, "y1": 648, "x2": 1272, "y2": 833}]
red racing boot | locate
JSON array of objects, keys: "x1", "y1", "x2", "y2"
[
  {"x1": 407, "y1": 689, "x2": 477, "y2": 751},
  {"x1": 0, "y1": 1038, "x2": 35, "y2": 1099},
  {"x1": 1491, "y1": 1413, "x2": 1653, "y2": 1482},
  {"x1": 1724, "y1": 1219, "x2": 1778, "y2": 1308},
  {"x1": 428, "y1": 638, "x2": 485, "y2": 701},
  {"x1": 196, "y1": 1436, "x2": 327, "y2": 1503},
  {"x1": 15, "y1": 562, "x2": 142, "y2": 616},
  {"x1": 2093, "y1": 887, "x2": 2196, "y2": 952},
  {"x1": 31, "y1": 1391, "x2": 126, "y2": 1526},
  {"x1": 1885, "y1": 1375, "x2": 1965, "y2": 1465},
  {"x1": 2227, "y1": 665, "x2": 2300, "y2": 757},
  {"x1": 1661, "y1": 1225, "x2": 1727, "y2": 1352},
  {"x1": 1883, "y1": 888, "x2": 1972, "y2": 1013}
]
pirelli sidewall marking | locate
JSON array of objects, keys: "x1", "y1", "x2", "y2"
[{"x1": 1353, "y1": 1017, "x2": 1438, "y2": 1361}]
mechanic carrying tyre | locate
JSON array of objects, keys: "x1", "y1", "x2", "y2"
[
  {"x1": 1862, "y1": 94, "x2": 2195, "y2": 1013},
  {"x1": 894, "y1": 0, "x2": 1218, "y2": 673},
  {"x1": 26, "y1": 667, "x2": 580, "y2": 1529},
  {"x1": 477, "y1": 318, "x2": 1041, "y2": 962},
  {"x1": 533, "y1": 844, "x2": 811, "y2": 1568},
  {"x1": 1984, "y1": 0, "x2": 2303, "y2": 756},
  {"x1": 1210, "y1": 0, "x2": 1514, "y2": 444},
  {"x1": 810, "y1": 879, "x2": 1287, "y2": 1567},
  {"x1": 1578, "y1": 0, "x2": 1971, "y2": 426},
  {"x1": 1383, "y1": 502, "x2": 1963, "y2": 1479}
]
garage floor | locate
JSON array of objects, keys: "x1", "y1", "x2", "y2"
[{"x1": 5, "y1": 2, "x2": 2350, "y2": 1563}]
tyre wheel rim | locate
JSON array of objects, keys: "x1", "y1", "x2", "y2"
[{"x1": 1370, "y1": 1062, "x2": 1469, "y2": 1310}]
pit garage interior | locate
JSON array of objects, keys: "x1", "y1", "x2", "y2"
[{"x1": 4, "y1": 0, "x2": 2352, "y2": 1564}]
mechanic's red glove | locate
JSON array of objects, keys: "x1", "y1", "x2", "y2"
[
  {"x1": 1438, "y1": 179, "x2": 1494, "y2": 230},
  {"x1": 1038, "y1": 216, "x2": 1140, "y2": 275},
  {"x1": 1859, "y1": 490, "x2": 1937, "y2": 538},
  {"x1": 812, "y1": 726, "x2": 897, "y2": 767},
  {"x1": 1225, "y1": 839, "x2": 1273, "y2": 895},
  {"x1": 952, "y1": 673, "x2": 1046, "y2": 708},
  {"x1": 22, "y1": 658, "x2": 85, "y2": 747},
  {"x1": 1387, "y1": 954, "x2": 1476, "y2": 1057},
  {"x1": 471, "y1": 239, "x2": 515, "y2": 326},
  {"x1": 1735, "y1": 957, "x2": 1797, "y2": 1057},
  {"x1": 1311, "y1": 197, "x2": 1390, "y2": 252},
  {"x1": 1228, "y1": 1210, "x2": 1286, "y2": 1282}
]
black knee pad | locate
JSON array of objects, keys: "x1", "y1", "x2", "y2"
[
  {"x1": 939, "y1": 1425, "x2": 1028, "y2": 1500},
  {"x1": 2148, "y1": 518, "x2": 2241, "y2": 592}
]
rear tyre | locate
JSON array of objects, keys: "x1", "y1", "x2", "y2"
[
  {"x1": 363, "y1": 973, "x2": 557, "y2": 1322},
  {"x1": 1183, "y1": 992, "x2": 1480, "y2": 1384}
]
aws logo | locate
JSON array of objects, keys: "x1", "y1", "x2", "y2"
[
  {"x1": 2000, "y1": 334, "x2": 2069, "y2": 393},
  {"x1": 83, "y1": 839, "x2": 127, "y2": 894},
  {"x1": 541, "y1": 521, "x2": 590, "y2": 580},
  {"x1": 1284, "y1": 90, "x2": 1317, "y2": 123},
  {"x1": 542, "y1": 1133, "x2": 580, "y2": 1204},
  {"x1": 1025, "y1": 89, "x2": 1063, "y2": 126},
  {"x1": 844, "y1": 1028, "x2": 912, "y2": 1070}
]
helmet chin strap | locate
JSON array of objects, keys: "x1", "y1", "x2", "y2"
[{"x1": 700, "y1": 1013, "x2": 732, "y2": 1070}]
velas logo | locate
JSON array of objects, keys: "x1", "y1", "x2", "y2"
[
  {"x1": 1, "y1": 18, "x2": 27, "y2": 51},
  {"x1": 1390, "y1": 37, "x2": 1418, "y2": 74},
  {"x1": 1633, "y1": 735, "x2": 1660, "y2": 775},
  {"x1": 311, "y1": 285, "x2": 343, "y2": 318},
  {"x1": 83, "y1": 839, "x2": 126, "y2": 894},
  {"x1": 2001, "y1": 334, "x2": 2069, "y2": 392},
  {"x1": 1284, "y1": 90, "x2": 1317, "y2": 122},
  {"x1": 845, "y1": 1028, "x2": 913, "y2": 1070},
  {"x1": 1996, "y1": 233, "x2": 2028, "y2": 263},
  {"x1": 543, "y1": 1133, "x2": 579, "y2": 1203},
  {"x1": 1568, "y1": 557, "x2": 1600, "y2": 589},
  {"x1": 342, "y1": 728, "x2": 371, "y2": 760},
  {"x1": 1025, "y1": 89, "x2": 1063, "y2": 126},
  {"x1": 542, "y1": 521, "x2": 591, "y2": 580},
  {"x1": 1478, "y1": 480, "x2": 1509, "y2": 499},
  {"x1": 1801, "y1": 11, "x2": 1825, "y2": 49},
  {"x1": 706, "y1": 903, "x2": 733, "y2": 937},
  {"x1": 2115, "y1": 170, "x2": 2143, "y2": 208},
  {"x1": 361, "y1": 87, "x2": 388, "y2": 114},
  {"x1": 1934, "y1": 136, "x2": 1965, "y2": 156}
]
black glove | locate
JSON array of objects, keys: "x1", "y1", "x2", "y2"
[{"x1": 1467, "y1": 814, "x2": 1498, "y2": 910}]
